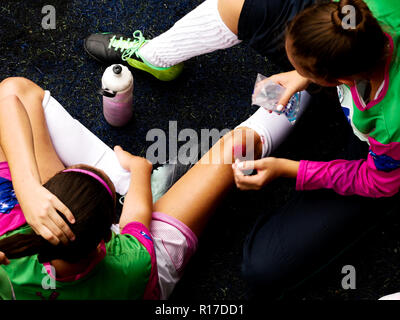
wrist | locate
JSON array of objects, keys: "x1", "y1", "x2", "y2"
[
  {"x1": 276, "y1": 158, "x2": 299, "y2": 178},
  {"x1": 12, "y1": 170, "x2": 41, "y2": 190},
  {"x1": 128, "y1": 160, "x2": 152, "y2": 175}
]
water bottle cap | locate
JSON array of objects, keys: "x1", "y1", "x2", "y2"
[
  {"x1": 113, "y1": 65, "x2": 122, "y2": 75},
  {"x1": 102, "y1": 64, "x2": 133, "y2": 93}
]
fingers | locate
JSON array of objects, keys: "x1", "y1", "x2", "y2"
[
  {"x1": 49, "y1": 208, "x2": 75, "y2": 244},
  {"x1": 237, "y1": 159, "x2": 265, "y2": 170},
  {"x1": 277, "y1": 88, "x2": 295, "y2": 107},
  {"x1": 41, "y1": 195, "x2": 76, "y2": 244},
  {"x1": 0, "y1": 251, "x2": 10, "y2": 265},
  {"x1": 35, "y1": 224, "x2": 60, "y2": 246},
  {"x1": 235, "y1": 159, "x2": 254, "y2": 171},
  {"x1": 31, "y1": 205, "x2": 74, "y2": 246},
  {"x1": 233, "y1": 167, "x2": 265, "y2": 190},
  {"x1": 53, "y1": 199, "x2": 75, "y2": 224},
  {"x1": 232, "y1": 160, "x2": 267, "y2": 190},
  {"x1": 114, "y1": 145, "x2": 123, "y2": 153}
]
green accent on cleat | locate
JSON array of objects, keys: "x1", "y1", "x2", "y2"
[
  {"x1": 126, "y1": 57, "x2": 184, "y2": 81},
  {"x1": 108, "y1": 30, "x2": 183, "y2": 81}
]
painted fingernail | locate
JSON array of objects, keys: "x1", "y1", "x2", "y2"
[{"x1": 277, "y1": 104, "x2": 284, "y2": 112}]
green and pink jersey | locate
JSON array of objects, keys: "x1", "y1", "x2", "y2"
[
  {"x1": 0, "y1": 162, "x2": 160, "y2": 300},
  {"x1": 296, "y1": 0, "x2": 400, "y2": 198}
]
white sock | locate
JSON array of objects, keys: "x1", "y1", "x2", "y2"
[
  {"x1": 379, "y1": 292, "x2": 400, "y2": 300},
  {"x1": 138, "y1": 0, "x2": 241, "y2": 68},
  {"x1": 237, "y1": 91, "x2": 311, "y2": 158},
  {"x1": 42, "y1": 91, "x2": 131, "y2": 195}
]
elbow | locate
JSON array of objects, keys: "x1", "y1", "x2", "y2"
[
  {"x1": 372, "y1": 188, "x2": 398, "y2": 198},
  {"x1": 364, "y1": 181, "x2": 399, "y2": 198}
]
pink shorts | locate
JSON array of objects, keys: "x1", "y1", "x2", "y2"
[{"x1": 149, "y1": 212, "x2": 198, "y2": 300}]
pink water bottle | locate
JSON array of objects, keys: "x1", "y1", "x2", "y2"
[{"x1": 100, "y1": 64, "x2": 133, "y2": 127}]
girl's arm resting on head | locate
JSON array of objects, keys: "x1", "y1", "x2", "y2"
[
  {"x1": 296, "y1": 153, "x2": 400, "y2": 198},
  {"x1": 0, "y1": 95, "x2": 75, "y2": 245},
  {"x1": 0, "y1": 96, "x2": 41, "y2": 190},
  {"x1": 114, "y1": 146, "x2": 153, "y2": 230}
]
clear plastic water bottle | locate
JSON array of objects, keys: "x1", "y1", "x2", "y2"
[
  {"x1": 252, "y1": 74, "x2": 301, "y2": 123},
  {"x1": 283, "y1": 92, "x2": 301, "y2": 123}
]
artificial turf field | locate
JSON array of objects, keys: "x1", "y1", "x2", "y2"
[{"x1": 1, "y1": 0, "x2": 400, "y2": 300}]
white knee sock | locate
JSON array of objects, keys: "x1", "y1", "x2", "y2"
[
  {"x1": 138, "y1": 0, "x2": 241, "y2": 68},
  {"x1": 42, "y1": 91, "x2": 131, "y2": 195},
  {"x1": 237, "y1": 91, "x2": 311, "y2": 158}
]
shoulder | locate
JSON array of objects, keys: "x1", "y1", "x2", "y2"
[{"x1": 105, "y1": 223, "x2": 155, "y2": 268}]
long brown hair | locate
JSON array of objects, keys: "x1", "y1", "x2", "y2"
[
  {"x1": 286, "y1": 0, "x2": 389, "y2": 81},
  {"x1": 0, "y1": 164, "x2": 116, "y2": 263}
]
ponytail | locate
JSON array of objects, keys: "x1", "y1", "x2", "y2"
[
  {"x1": 286, "y1": 0, "x2": 389, "y2": 81},
  {"x1": 0, "y1": 231, "x2": 54, "y2": 263}
]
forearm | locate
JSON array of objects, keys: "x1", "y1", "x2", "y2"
[
  {"x1": 0, "y1": 95, "x2": 40, "y2": 188},
  {"x1": 277, "y1": 158, "x2": 300, "y2": 179},
  {"x1": 296, "y1": 158, "x2": 400, "y2": 197},
  {"x1": 119, "y1": 168, "x2": 153, "y2": 230}
]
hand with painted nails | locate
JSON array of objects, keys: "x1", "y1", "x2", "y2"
[
  {"x1": 232, "y1": 157, "x2": 300, "y2": 190},
  {"x1": 0, "y1": 252, "x2": 9, "y2": 265},
  {"x1": 264, "y1": 70, "x2": 311, "y2": 112}
]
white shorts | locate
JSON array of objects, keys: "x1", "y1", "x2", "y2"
[
  {"x1": 379, "y1": 292, "x2": 400, "y2": 300},
  {"x1": 113, "y1": 212, "x2": 198, "y2": 300}
]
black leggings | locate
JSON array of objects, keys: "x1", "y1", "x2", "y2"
[
  {"x1": 238, "y1": 0, "x2": 316, "y2": 70},
  {"x1": 241, "y1": 131, "x2": 399, "y2": 297}
]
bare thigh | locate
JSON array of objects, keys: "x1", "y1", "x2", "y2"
[
  {"x1": 0, "y1": 77, "x2": 64, "y2": 183},
  {"x1": 218, "y1": 0, "x2": 245, "y2": 35}
]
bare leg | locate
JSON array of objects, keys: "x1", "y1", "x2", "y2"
[
  {"x1": 0, "y1": 77, "x2": 64, "y2": 183},
  {"x1": 154, "y1": 127, "x2": 262, "y2": 237},
  {"x1": 218, "y1": 0, "x2": 245, "y2": 35}
]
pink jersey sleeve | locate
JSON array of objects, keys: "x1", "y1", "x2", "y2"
[
  {"x1": 296, "y1": 154, "x2": 400, "y2": 198},
  {"x1": 296, "y1": 136, "x2": 400, "y2": 198},
  {"x1": 121, "y1": 222, "x2": 160, "y2": 300}
]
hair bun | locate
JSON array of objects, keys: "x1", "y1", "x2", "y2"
[
  {"x1": 331, "y1": 7, "x2": 344, "y2": 29},
  {"x1": 331, "y1": 0, "x2": 368, "y2": 33}
]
